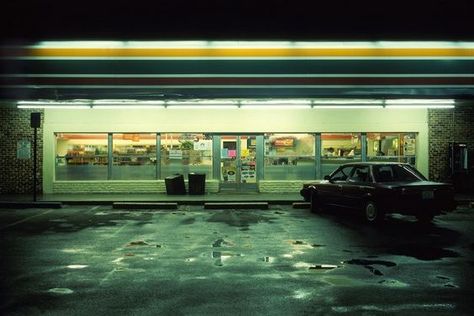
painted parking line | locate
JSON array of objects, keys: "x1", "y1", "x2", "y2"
[{"x1": 0, "y1": 209, "x2": 54, "y2": 230}]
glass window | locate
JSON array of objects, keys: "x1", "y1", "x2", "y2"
[
  {"x1": 373, "y1": 164, "x2": 422, "y2": 182},
  {"x1": 264, "y1": 134, "x2": 315, "y2": 180},
  {"x1": 112, "y1": 134, "x2": 157, "y2": 180},
  {"x1": 55, "y1": 133, "x2": 108, "y2": 180},
  {"x1": 321, "y1": 133, "x2": 361, "y2": 177},
  {"x1": 348, "y1": 166, "x2": 372, "y2": 183},
  {"x1": 161, "y1": 133, "x2": 212, "y2": 178},
  {"x1": 330, "y1": 165, "x2": 354, "y2": 182},
  {"x1": 367, "y1": 133, "x2": 416, "y2": 165}
]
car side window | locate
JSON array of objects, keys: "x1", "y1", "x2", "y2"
[
  {"x1": 348, "y1": 166, "x2": 372, "y2": 183},
  {"x1": 373, "y1": 166, "x2": 394, "y2": 182},
  {"x1": 330, "y1": 166, "x2": 354, "y2": 182}
]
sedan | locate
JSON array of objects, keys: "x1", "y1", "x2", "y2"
[{"x1": 300, "y1": 162, "x2": 456, "y2": 223}]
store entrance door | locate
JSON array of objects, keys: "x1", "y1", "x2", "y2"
[{"x1": 220, "y1": 135, "x2": 258, "y2": 191}]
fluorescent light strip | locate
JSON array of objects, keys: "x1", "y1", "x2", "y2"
[
  {"x1": 17, "y1": 105, "x2": 91, "y2": 109},
  {"x1": 33, "y1": 41, "x2": 474, "y2": 49},
  {"x1": 16, "y1": 99, "x2": 457, "y2": 109},
  {"x1": 313, "y1": 99, "x2": 383, "y2": 105},
  {"x1": 314, "y1": 105, "x2": 384, "y2": 109},
  {"x1": 93, "y1": 105, "x2": 165, "y2": 109},
  {"x1": 241, "y1": 105, "x2": 312, "y2": 109},
  {"x1": 240, "y1": 99, "x2": 310, "y2": 105},
  {"x1": 385, "y1": 99, "x2": 455, "y2": 105},
  {"x1": 166, "y1": 105, "x2": 239, "y2": 109},
  {"x1": 386, "y1": 105, "x2": 455, "y2": 109}
]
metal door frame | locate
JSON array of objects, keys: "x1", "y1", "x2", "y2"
[{"x1": 214, "y1": 134, "x2": 262, "y2": 192}]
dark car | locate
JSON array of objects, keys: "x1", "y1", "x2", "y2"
[{"x1": 300, "y1": 162, "x2": 456, "y2": 223}]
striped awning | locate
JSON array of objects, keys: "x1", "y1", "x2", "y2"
[{"x1": 1, "y1": 41, "x2": 474, "y2": 100}]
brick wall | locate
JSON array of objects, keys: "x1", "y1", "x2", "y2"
[
  {"x1": 428, "y1": 107, "x2": 474, "y2": 192},
  {"x1": 259, "y1": 180, "x2": 307, "y2": 193},
  {"x1": 52, "y1": 180, "x2": 220, "y2": 193},
  {"x1": 0, "y1": 109, "x2": 44, "y2": 194}
]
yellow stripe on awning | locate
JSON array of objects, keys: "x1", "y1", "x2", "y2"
[{"x1": 12, "y1": 47, "x2": 474, "y2": 58}]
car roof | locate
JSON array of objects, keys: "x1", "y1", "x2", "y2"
[{"x1": 339, "y1": 162, "x2": 410, "y2": 166}]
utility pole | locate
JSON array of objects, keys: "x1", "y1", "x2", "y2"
[{"x1": 31, "y1": 112, "x2": 41, "y2": 202}]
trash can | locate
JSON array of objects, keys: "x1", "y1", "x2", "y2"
[
  {"x1": 188, "y1": 173, "x2": 206, "y2": 195},
  {"x1": 165, "y1": 174, "x2": 186, "y2": 195}
]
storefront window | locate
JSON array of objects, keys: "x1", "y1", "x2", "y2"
[
  {"x1": 112, "y1": 134, "x2": 157, "y2": 180},
  {"x1": 367, "y1": 133, "x2": 416, "y2": 165},
  {"x1": 321, "y1": 133, "x2": 361, "y2": 177},
  {"x1": 55, "y1": 133, "x2": 108, "y2": 180},
  {"x1": 264, "y1": 134, "x2": 315, "y2": 180},
  {"x1": 161, "y1": 133, "x2": 213, "y2": 178}
]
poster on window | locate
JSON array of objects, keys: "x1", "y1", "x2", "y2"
[
  {"x1": 194, "y1": 140, "x2": 212, "y2": 151},
  {"x1": 403, "y1": 137, "x2": 416, "y2": 155},
  {"x1": 169, "y1": 150, "x2": 183, "y2": 160}
]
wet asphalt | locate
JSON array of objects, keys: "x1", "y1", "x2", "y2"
[{"x1": 0, "y1": 204, "x2": 473, "y2": 315}]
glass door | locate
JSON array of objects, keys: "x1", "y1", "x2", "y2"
[{"x1": 220, "y1": 135, "x2": 258, "y2": 191}]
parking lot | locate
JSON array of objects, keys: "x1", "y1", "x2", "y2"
[{"x1": 1, "y1": 204, "x2": 473, "y2": 315}]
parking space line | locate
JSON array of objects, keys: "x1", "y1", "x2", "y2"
[{"x1": 0, "y1": 209, "x2": 54, "y2": 230}]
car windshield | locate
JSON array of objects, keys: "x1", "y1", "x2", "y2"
[{"x1": 373, "y1": 164, "x2": 422, "y2": 182}]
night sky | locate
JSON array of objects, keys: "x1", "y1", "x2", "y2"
[{"x1": 1, "y1": 0, "x2": 473, "y2": 42}]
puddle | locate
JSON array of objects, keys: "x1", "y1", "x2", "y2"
[
  {"x1": 262, "y1": 256, "x2": 275, "y2": 263},
  {"x1": 345, "y1": 259, "x2": 397, "y2": 276},
  {"x1": 345, "y1": 259, "x2": 396, "y2": 267},
  {"x1": 207, "y1": 210, "x2": 275, "y2": 228},
  {"x1": 66, "y1": 265, "x2": 88, "y2": 269},
  {"x1": 48, "y1": 288, "x2": 74, "y2": 295},
  {"x1": 58, "y1": 223, "x2": 75, "y2": 228},
  {"x1": 378, "y1": 279, "x2": 409, "y2": 287},
  {"x1": 127, "y1": 240, "x2": 150, "y2": 246},
  {"x1": 309, "y1": 264, "x2": 338, "y2": 270},
  {"x1": 389, "y1": 245, "x2": 460, "y2": 260},
  {"x1": 181, "y1": 218, "x2": 196, "y2": 225},
  {"x1": 212, "y1": 251, "x2": 242, "y2": 266},
  {"x1": 322, "y1": 276, "x2": 364, "y2": 286},
  {"x1": 212, "y1": 238, "x2": 234, "y2": 248}
]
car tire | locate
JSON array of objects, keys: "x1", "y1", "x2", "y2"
[
  {"x1": 364, "y1": 201, "x2": 384, "y2": 224},
  {"x1": 310, "y1": 190, "x2": 322, "y2": 213}
]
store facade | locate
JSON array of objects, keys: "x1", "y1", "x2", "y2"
[
  {"x1": 1, "y1": 41, "x2": 473, "y2": 194},
  {"x1": 41, "y1": 107, "x2": 427, "y2": 193}
]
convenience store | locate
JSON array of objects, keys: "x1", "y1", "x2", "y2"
[{"x1": 1, "y1": 41, "x2": 473, "y2": 194}]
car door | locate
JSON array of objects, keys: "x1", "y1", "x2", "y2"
[
  {"x1": 324, "y1": 165, "x2": 355, "y2": 208},
  {"x1": 342, "y1": 165, "x2": 373, "y2": 210}
]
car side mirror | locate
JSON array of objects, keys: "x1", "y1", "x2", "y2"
[{"x1": 323, "y1": 175, "x2": 331, "y2": 180}]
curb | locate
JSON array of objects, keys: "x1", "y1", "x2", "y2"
[{"x1": 0, "y1": 201, "x2": 63, "y2": 209}]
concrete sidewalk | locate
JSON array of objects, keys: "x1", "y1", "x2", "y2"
[
  {"x1": 1, "y1": 192, "x2": 473, "y2": 208},
  {"x1": 0, "y1": 192, "x2": 303, "y2": 206}
]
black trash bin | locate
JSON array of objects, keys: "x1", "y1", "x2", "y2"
[
  {"x1": 165, "y1": 174, "x2": 186, "y2": 195},
  {"x1": 188, "y1": 173, "x2": 206, "y2": 195}
]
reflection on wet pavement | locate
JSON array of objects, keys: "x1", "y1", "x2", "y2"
[{"x1": 1, "y1": 204, "x2": 473, "y2": 315}]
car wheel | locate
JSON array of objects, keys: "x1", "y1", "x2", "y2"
[
  {"x1": 310, "y1": 190, "x2": 322, "y2": 213},
  {"x1": 416, "y1": 213, "x2": 434, "y2": 224},
  {"x1": 364, "y1": 201, "x2": 384, "y2": 224}
]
